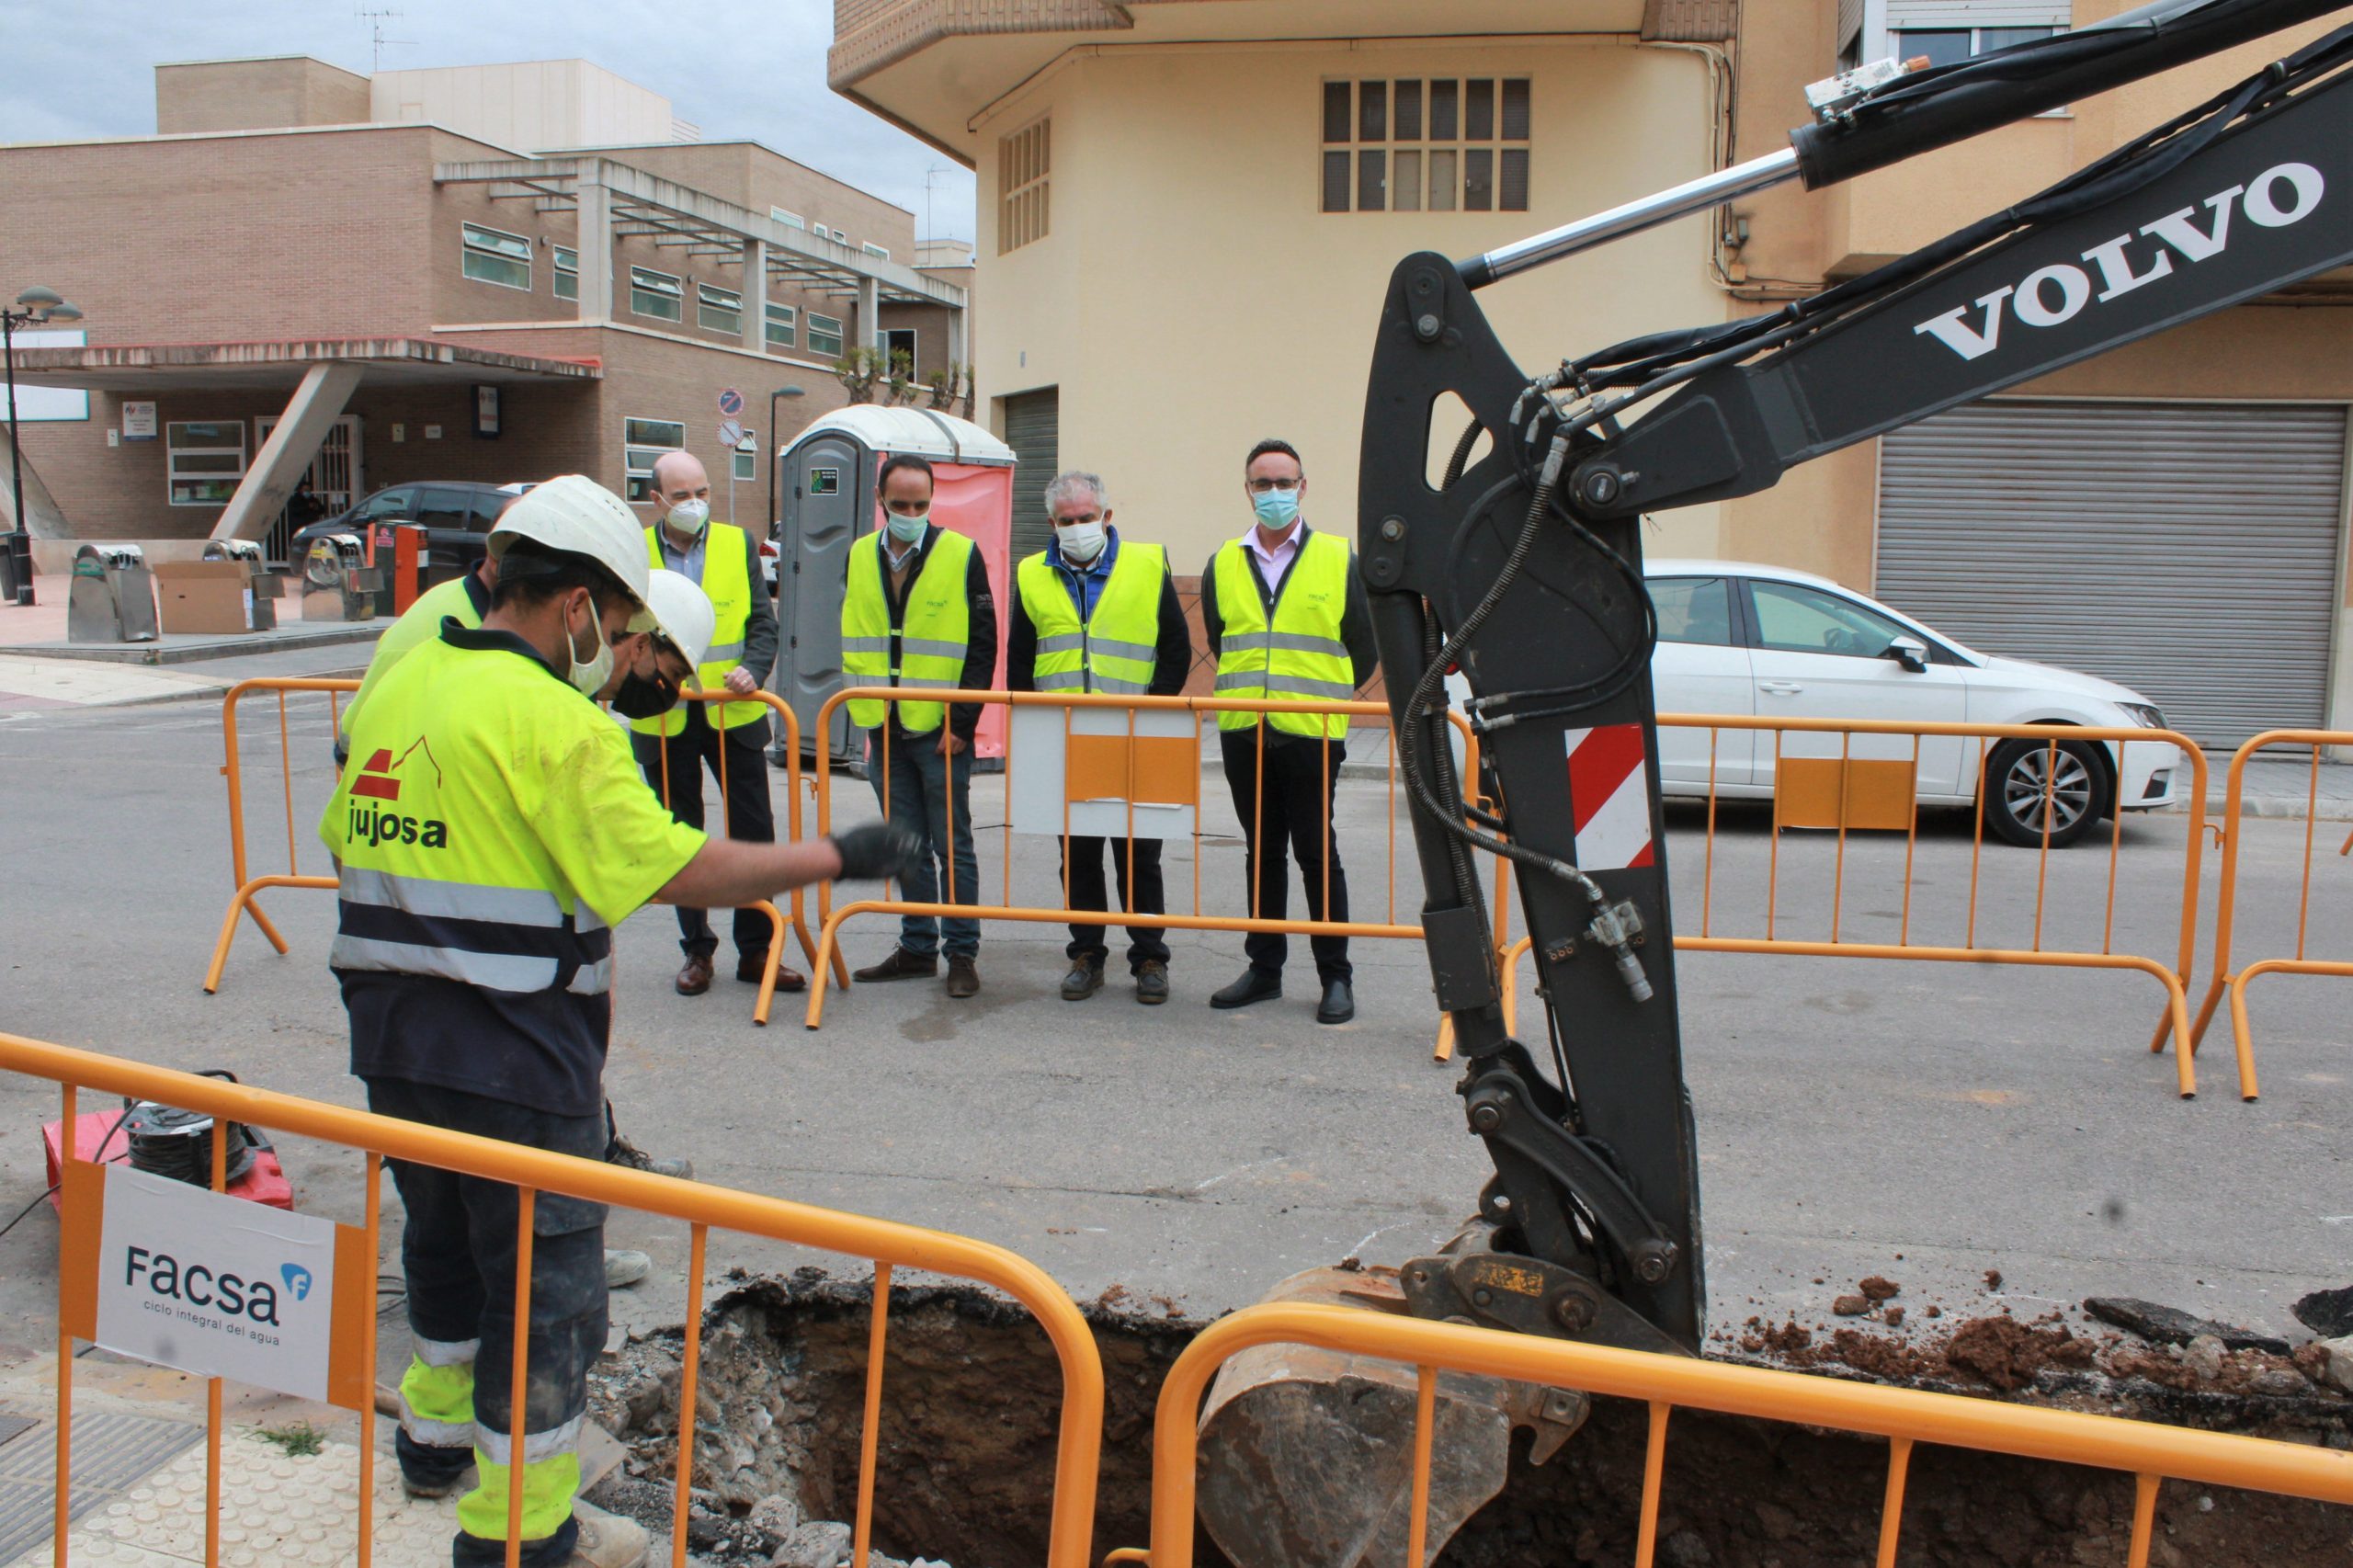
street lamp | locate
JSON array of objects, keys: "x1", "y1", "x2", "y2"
[
  {"x1": 4, "y1": 286, "x2": 86, "y2": 607},
  {"x1": 764, "y1": 384, "x2": 807, "y2": 551}
]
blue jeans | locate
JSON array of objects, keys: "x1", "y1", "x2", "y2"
[{"x1": 869, "y1": 729, "x2": 981, "y2": 960}]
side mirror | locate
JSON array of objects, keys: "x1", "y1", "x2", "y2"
[{"x1": 1884, "y1": 636, "x2": 1928, "y2": 674}]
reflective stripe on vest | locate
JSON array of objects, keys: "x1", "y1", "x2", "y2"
[
  {"x1": 1016, "y1": 540, "x2": 1165, "y2": 698},
  {"x1": 840, "y1": 528, "x2": 975, "y2": 733},
  {"x1": 633, "y1": 524, "x2": 763, "y2": 735},
  {"x1": 1211, "y1": 531, "x2": 1356, "y2": 738}
]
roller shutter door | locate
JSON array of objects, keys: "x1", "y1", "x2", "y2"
[
  {"x1": 1003, "y1": 388, "x2": 1060, "y2": 564},
  {"x1": 1876, "y1": 401, "x2": 2347, "y2": 750}
]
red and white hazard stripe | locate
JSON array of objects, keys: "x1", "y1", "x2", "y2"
[{"x1": 1563, "y1": 724, "x2": 1654, "y2": 869}]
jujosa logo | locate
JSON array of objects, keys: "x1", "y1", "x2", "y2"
[{"x1": 280, "y1": 1263, "x2": 313, "y2": 1301}]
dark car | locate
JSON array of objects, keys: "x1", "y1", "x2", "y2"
[{"x1": 289, "y1": 482, "x2": 521, "y2": 580}]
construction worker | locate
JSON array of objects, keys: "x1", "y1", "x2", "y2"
[
  {"x1": 1005, "y1": 470, "x2": 1192, "y2": 1004},
  {"x1": 323, "y1": 475, "x2": 918, "y2": 1568},
  {"x1": 1199, "y1": 438, "x2": 1380, "y2": 1026},
  {"x1": 629, "y1": 450, "x2": 804, "y2": 998},
  {"x1": 842, "y1": 453, "x2": 998, "y2": 999}
]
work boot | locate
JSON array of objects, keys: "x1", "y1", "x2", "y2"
[
  {"x1": 607, "y1": 1133, "x2": 693, "y2": 1182},
  {"x1": 1060, "y1": 960, "x2": 1104, "y2": 1001},
  {"x1": 604, "y1": 1250, "x2": 653, "y2": 1289},
  {"x1": 398, "y1": 1454, "x2": 473, "y2": 1501},
  {"x1": 945, "y1": 955, "x2": 981, "y2": 999},
  {"x1": 854, "y1": 947, "x2": 938, "y2": 983},
  {"x1": 1134, "y1": 960, "x2": 1170, "y2": 1006},
  {"x1": 566, "y1": 1499, "x2": 650, "y2": 1568},
  {"x1": 1210, "y1": 967, "x2": 1281, "y2": 1010},
  {"x1": 736, "y1": 955, "x2": 808, "y2": 994},
  {"x1": 1317, "y1": 978, "x2": 1356, "y2": 1025},
  {"x1": 674, "y1": 955, "x2": 714, "y2": 996}
]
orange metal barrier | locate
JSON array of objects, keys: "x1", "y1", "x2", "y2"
[
  {"x1": 1465, "y1": 716, "x2": 2211, "y2": 1096},
  {"x1": 204, "y1": 679, "x2": 829, "y2": 1023},
  {"x1": 1129, "y1": 1301, "x2": 2353, "y2": 1568},
  {"x1": 801, "y1": 688, "x2": 1479, "y2": 1032},
  {"x1": 0, "y1": 1028, "x2": 1105, "y2": 1568},
  {"x1": 2188, "y1": 730, "x2": 2353, "y2": 1101}
]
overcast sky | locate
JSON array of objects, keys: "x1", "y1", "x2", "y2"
[{"x1": 0, "y1": 0, "x2": 977, "y2": 240}]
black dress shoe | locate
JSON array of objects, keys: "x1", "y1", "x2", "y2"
[
  {"x1": 1210, "y1": 967, "x2": 1282, "y2": 1009},
  {"x1": 1316, "y1": 978, "x2": 1355, "y2": 1025}
]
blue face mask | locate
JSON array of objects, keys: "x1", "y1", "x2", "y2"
[
  {"x1": 1252, "y1": 488, "x2": 1301, "y2": 529},
  {"x1": 886, "y1": 510, "x2": 928, "y2": 544}
]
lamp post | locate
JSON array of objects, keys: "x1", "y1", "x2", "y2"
[
  {"x1": 764, "y1": 383, "x2": 807, "y2": 551},
  {"x1": 3, "y1": 286, "x2": 85, "y2": 607}
]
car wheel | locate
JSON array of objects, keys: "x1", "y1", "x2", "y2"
[{"x1": 1982, "y1": 737, "x2": 2111, "y2": 848}]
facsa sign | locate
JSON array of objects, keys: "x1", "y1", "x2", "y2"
[{"x1": 91, "y1": 1165, "x2": 335, "y2": 1400}]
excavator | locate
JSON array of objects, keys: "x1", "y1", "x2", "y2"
[{"x1": 1194, "y1": 2, "x2": 2353, "y2": 1559}]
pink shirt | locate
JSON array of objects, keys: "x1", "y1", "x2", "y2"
[{"x1": 1244, "y1": 517, "x2": 1304, "y2": 582}]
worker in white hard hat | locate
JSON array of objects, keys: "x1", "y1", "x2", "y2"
[{"x1": 322, "y1": 474, "x2": 920, "y2": 1568}]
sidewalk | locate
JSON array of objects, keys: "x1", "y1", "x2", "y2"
[{"x1": 2213, "y1": 753, "x2": 2353, "y2": 821}]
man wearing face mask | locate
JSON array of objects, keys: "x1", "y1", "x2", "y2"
[
  {"x1": 1199, "y1": 438, "x2": 1381, "y2": 1026},
  {"x1": 324, "y1": 473, "x2": 922, "y2": 1568},
  {"x1": 839, "y1": 453, "x2": 998, "y2": 999},
  {"x1": 629, "y1": 449, "x2": 801, "y2": 1000},
  {"x1": 1006, "y1": 471, "x2": 1193, "y2": 1003}
]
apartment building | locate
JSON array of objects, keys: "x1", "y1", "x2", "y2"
[
  {"x1": 2, "y1": 54, "x2": 972, "y2": 567},
  {"x1": 829, "y1": 0, "x2": 2353, "y2": 744}
]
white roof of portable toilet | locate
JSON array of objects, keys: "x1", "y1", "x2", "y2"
[{"x1": 782, "y1": 407, "x2": 1015, "y2": 468}]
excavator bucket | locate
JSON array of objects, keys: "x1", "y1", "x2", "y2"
[{"x1": 1194, "y1": 1266, "x2": 1588, "y2": 1568}]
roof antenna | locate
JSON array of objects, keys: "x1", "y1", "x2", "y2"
[{"x1": 357, "y1": 8, "x2": 414, "y2": 74}]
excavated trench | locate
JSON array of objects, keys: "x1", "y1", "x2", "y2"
[{"x1": 585, "y1": 1269, "x2": 2353, "y2": 1568}]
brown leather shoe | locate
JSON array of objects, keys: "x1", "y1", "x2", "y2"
[
  {"x1": 736, "y1": 957, "x2": 808, "y2": 994},
  {"x1": 675, "y1": 955, "x2": 715, "y2": 996},
  {"x1": 945, "y1": 955, "x2": 980, "y2": 999},
  {"x1": 854, "y1": 947, "x2": 938, "y2": 983}
]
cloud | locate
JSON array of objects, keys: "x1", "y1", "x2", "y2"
[{"x1": 0, "y1": 0, "x2": 976, "y2": 239}]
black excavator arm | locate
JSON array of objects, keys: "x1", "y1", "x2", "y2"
[{"x1": 1360, "y1": 0, "x2": 2353, "y2": 1354}]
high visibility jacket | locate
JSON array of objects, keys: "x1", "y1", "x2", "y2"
[
  {"x1": 841, "y1": 526, "x2": 974, "y2": 733},
  {"x1": 1211, "y1": 530, "x2": 1357, "y2": 739},
  {"x1": 632, "y1": 523, "x2": 762, "y2": 735},
  {"x1": 335, "y1": 572, "x2": 489, "y2": 758},
  {"x1": 1017, "y1": 540, "x2": 1166, "y2": 696},
  {"x1": 320, "y1": 622, "x2": 708, "y2": 1116}
]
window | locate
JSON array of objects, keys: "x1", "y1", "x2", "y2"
[
  {"x1": 1652, "y1": 577, "x2": 1736, "y2": 647},
  {"x1": 698, "y1": 282, "x2": 743, "y2": 335},
  {"x1": 630, "y1": 266, "x2": 682, "y2": 322},
  {"x1": 807, "y1": 312, "x2": 845, "y2": 358},
  {"x1": 355, "y1": 486, "x2": 418, "y2": 523},
  {"x1": 553, "y1": 246, "x2": 578, "y2": 301},
  {"x1": 1894, "y1": 24, "x2": 2055, "y2": 68},
  {"x1": 882, "y1": 327, "x2": 918, "y2": 380},
  {"x1": 733, "y1": 445, "x2": 756, "y2": 483},
  {"x1": 1323, "y1": 77, "x2": 1529, "y2": 213},
  {"x1": 862, "y1": 242, "x2": 891, "y2": 261},
  {"x1": 770, "y1": 207, "x2": 805, "y2": 230},
  {"x1": 623, "y1": 417, "x2": 686, "y2": 503},
  {"x1": 999, "y1": 118, "x2": 1051, "y2": 253},
  {"x1": 765, "y1": 300, "x2": 796, "y2": 349},
  {"x1": 166, "y1": 421, "x2": 246, "y2": 506},
  {"x1": 461, "y1": 222, "x2": 533, "y2": 290},
  {"x1": 1749, "y1": 580, "x2": 1914, "y2": 659}
]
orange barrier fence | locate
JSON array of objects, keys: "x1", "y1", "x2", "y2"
[
  {"x1": 2189, "y1": 730, "x2": 2353, "y2": 1101},
  {"x1": 1468, "y1": 716, "x2": 2212, "y2": 1096},
  {"x1": 0, "y1": 1028, "x2": 1105, "y2": 1568},
  {"x1": 1125, "y1": 1301, "x2": 2353, "y2": 1568},
  {"x1": 204, "y1": 679, "x2": 828, "y2": 1022},
  {"x1": 801, "y1": 688, "x2": 1480, "y2": 1032}
]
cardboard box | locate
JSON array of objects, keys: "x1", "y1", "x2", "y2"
[{"x1": 153, "y1": 559, "x2": 267, "y2": 635}]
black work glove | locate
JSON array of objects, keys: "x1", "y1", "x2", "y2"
[{"x1": 829, "y1": 821, "x2": 926, "y2": 881}]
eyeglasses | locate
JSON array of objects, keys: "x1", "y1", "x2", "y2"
[{"x1": 1245, "y1": 477, "x2": 1302, "y2": 494}]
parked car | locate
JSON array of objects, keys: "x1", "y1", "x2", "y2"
[
  {"x1": 1451, "y1": 560, "x2": 2180, "y2": 847},
  {"x1": 289, "y1": 482, "x2": 521, "y2": 581}
]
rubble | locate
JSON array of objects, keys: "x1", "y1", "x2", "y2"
[
  {"x1": 2085, "y1": 1295, "x2": 2292, "y2": 1355},
  {"x1": 2290, "y1": 1285, "x2": 2353, "y2": 1339}
]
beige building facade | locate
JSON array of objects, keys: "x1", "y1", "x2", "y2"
[{"x1": 833, "y1": 0, "x2": 2353, "y2": 744}]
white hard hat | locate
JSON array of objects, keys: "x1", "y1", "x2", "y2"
[
  {"x1": 487, "y1": 474, "x2": 650, "y2": 612},
  {"x1": 642, "y1": 568, "x2": 715, "y2": 672}
]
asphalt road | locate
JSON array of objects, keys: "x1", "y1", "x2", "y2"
[{"x1": 0, "y1": 689, "x2": 2343, "y2": 1363}]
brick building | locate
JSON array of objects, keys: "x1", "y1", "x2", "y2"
[{"x1": 1, "y1": 55, "x2": 973, "y2": 569}]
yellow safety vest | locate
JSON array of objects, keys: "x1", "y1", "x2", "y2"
[
  {"x1": 1017, "y1": 538, "x2": 1165, "y2": 696},
  {"x1": 633, "y1": 523, "x2": 762, "y2": 735},
  {"x1": 336, "y1": 572, "x2": 488, "y2": 756},
  {"x1": 1211, "y1": 529, "x2": 1357, "y2": 739},
  {"x1": 841, "y1": 526, "x2": 975, "y2": 734}
]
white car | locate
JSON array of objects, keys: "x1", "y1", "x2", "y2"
[{"x1": 1446, "y1": 560, "x2": 2181, "y2": 847}]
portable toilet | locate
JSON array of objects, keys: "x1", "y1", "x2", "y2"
[{"x1": 776, "y1": 407, "x2": 1017, "y2": 765}]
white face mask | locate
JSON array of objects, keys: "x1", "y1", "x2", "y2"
[
  {"x1": 886, "y1": 510, "x2": 929, "y2": 544},
  {"x1": 564, "y1": 595, "x2": 615, "y2": 698},
  {"x1": 1055, "y1": 518, "x2": 1107, "y2": 563},
  {"x1": 665, "y1": 497, "x2": 710, "y2": 537}
]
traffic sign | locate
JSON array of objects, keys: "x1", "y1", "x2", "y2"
[
  {"x1": 717, "y1": 388, "x2": 745, "y2": 417},
  {"x1": 718, "y1": 417, "x2": 745, "y2": 449}
]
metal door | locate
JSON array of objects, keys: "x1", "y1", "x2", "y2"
[
  {"x1": 779, "y1": 430, "x2": 871, "y2": 761},
  {"x1": 1002, "y1": 388, "x2": 1059, "y2": 562},
  {"x1": 255, "y1": 415, "x2": 361, "y2": 566}
]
